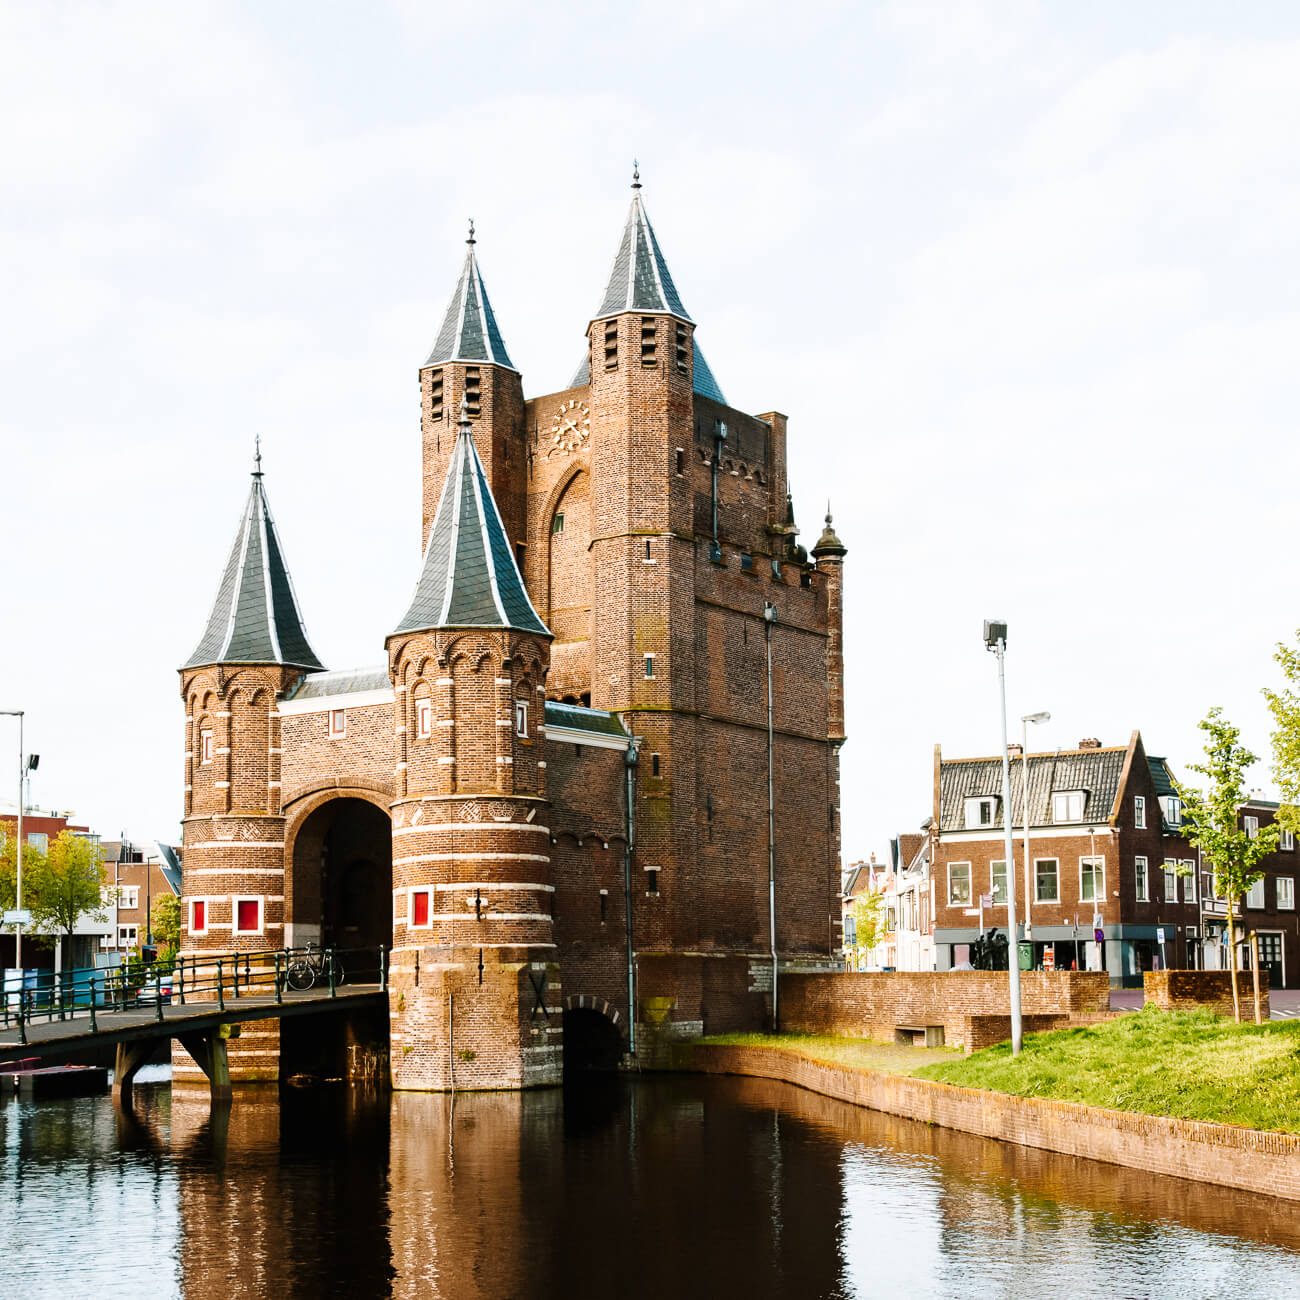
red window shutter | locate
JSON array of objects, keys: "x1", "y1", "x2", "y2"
[
  {"x1": 237, "y1": 899, "x2": 259, "y2": 932},
  {"x1": 193, "y1": 900, "x2": 205, "y2": 931},
  {"x1": 413, "y1": 892, "x2": 429, "y2": 926}
]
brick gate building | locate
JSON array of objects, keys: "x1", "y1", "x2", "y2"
[{"x1": 177, "y1": 174, "x2": 847, "y2": 1089}]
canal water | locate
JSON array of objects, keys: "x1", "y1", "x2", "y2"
[{"x1": 3, "y1": 1071, "x2": 1300, "y2": 1298}]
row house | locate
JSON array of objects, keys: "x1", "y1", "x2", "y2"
[
  {"x1": 928, "y1": 731, "x2": 1300, "y2": 987},
  {"x1": 840, "y1": 835, "x2": 936, "y2": 972},
  {"x1": 99, "y1": 838, "x2": 183, "y2": 952}
]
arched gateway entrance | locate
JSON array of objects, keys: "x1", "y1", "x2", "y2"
[{"x1": 286, "y1": 794, "x2": 393, "y2": 957}]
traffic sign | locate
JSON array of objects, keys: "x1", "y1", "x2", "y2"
[
  {"x1": 1094, "y1": 928, "x2": 1104, "y2": 943},
  {"x1": 3, "y1": 910, "x2": 31, "y2": 926},
  {"x1": 962, "y1": 908, "x2": 980, "y2": 916},
  {"x1": 1156, "y1": 927, "x2": 1166, "y2": 944},
  {"x1": 979, "y1": 894, "x2": 993, "y2": 909}
]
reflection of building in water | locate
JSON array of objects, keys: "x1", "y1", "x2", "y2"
[{"x1": 172, "y1": 1090, "x2": 393, "y2": 1299}]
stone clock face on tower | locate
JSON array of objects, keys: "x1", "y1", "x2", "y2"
[{"x1": 550, "y1": 398, "x2": 590, "y2": 452}]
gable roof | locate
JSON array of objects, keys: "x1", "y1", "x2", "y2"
[
  {"x1": 392, "y1": 412, "x2": 550, "y2": 638},
  {"x1": 937, "y1": 745, "x2": 1130, "y2": 832},
  {"x1": 182, "y1": 469, "x2": 323, "y2": 672},
  {"x1": 423, "y1": 235, "x2": 516, "y2": 372}
]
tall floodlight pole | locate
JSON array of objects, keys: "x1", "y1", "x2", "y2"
[
  {"x1": 1021, "y1": 712, "x2": 1050, "y2": 948},
  {"x1": 984, "y1": 622, "x2": 1022, "y2": 1055}
]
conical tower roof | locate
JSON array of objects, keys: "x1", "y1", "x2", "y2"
[
  {"x1": 423, "y1": 223, "x2": 516, "y2": 371},
  {"x1": 591, "y1": 167, "x2": 691, "y2": 323},
  {"x1": 392, "y1": 402, "x2": 550, "y2": 638},
  {"x1": 182, "y1": 451, "x2": 324, "y2": 671}
]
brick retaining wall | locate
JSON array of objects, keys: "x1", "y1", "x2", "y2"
[
  {"x1": 681, "y1": 1043, "x2": 1300, "y2": 1202},
  {"x1": 781, "y1": 971, "x2": 1110, "y2": 1051},
  {"x1": 1145, "y1": 969, "x2": 1270, "y2": 1019}
]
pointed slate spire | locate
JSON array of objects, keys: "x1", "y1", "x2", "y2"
[
  {"x1": 591, "y1": 166, "x2": 692, "y2": 323},
  {"x1": 423, "y1": 222, "x2": 517, "y2": 371},
  {"x1": 183, "y1": 449, "x2": 324, "y2": 671},
  {"x1": 393, "y1": 399, "x2": 550, "y2": 638}
]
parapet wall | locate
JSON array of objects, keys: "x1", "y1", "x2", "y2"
[
  {"x1": 780, "y1": 971, "x2": 1111, "y2": 1051},
  {"x1": 1144, "y1": 969, "x2": 1270, "y2": 1020}
]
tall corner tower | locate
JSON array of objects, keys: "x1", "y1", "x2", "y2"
[
  {"x1": 385, "y1": 402, "x2": 558, "y2": 1090},
  {"x1": 177, "y1": 449, "x2": 324, "y2": 1082},
  {"x1": 419, "y1": 224, "x2": 527, "y2": 556}
]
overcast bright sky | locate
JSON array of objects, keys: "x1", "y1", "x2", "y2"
[{"x1": 3, "y1": 1, "x2": 1300, "y2": 864}]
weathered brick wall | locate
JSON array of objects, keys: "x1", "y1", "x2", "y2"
[
  {"x1": 683, "y1": 1043, "x2": 1300, "y2": 1203},
  {"x1": 1145, "y1": 969, "x2": 1270, "y2": 1019},
  {"x1": 780, "y1": 971, "x2": 1111, "y2": 1050},
  {"x1": 279, "y1": 700, "x2": 392, "y2": 802}
]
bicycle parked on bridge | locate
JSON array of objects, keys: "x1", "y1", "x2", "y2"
[{"x1": 284, "y1": 945, "x2": 345, "y2": 993}]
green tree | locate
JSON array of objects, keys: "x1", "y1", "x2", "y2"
[
  {"x1": 151, "y1": 893, "x2": 180, "y2": 953},
  {"x1": 849, "y1": 889, "x2": 888, "y2": 970},
  {"x1": 26, "y1": 831, "x2": 107, "y2": 953},
  {"x1": 0, "y1": 831, "x2": 47, "y2": 915},
  {"x1": 1264, "y1": 632, "x2": 1300, "y2": 834},
  {"x1": 1172, "y1": 708, "x2": 1278, "y2": 1022}
]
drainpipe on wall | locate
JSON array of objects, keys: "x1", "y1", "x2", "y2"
[
  {"x1": 624, "y1": 736, "x2": 641, "y2": 1055},
  {"x1": 764, "y1": 601, "x2": 779, "y2": 1029}
]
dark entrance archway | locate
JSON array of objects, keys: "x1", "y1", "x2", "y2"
[
  {"x1": 288, "y1": 797, "x2": 392, "y2": 957},
  {"x1": 563, "y1": 1008, "x2": 624, "y2": 1073}
]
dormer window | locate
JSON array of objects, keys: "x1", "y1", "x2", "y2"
[
  {"x1": 1052, "y1": 790, "x2": 1085, "y2": 823},
  {"x1": 1161, "y1": 795, "x2": 1182, "y2": 827},
  {"x1": 964, "y1": 796, "x2": 997, "y2": 829}
]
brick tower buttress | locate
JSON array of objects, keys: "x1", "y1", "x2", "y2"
[{"x1": 387, "y1": 410, "x2": 560, "y2": 1091}]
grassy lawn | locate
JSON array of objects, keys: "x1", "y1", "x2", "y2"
[
  {"x1": 914, "y1": 1006, "x2": 1300, "y2": 1133},
  {"x1": 694, "y1": 1031, "x2": 959, "y2": 1074}
]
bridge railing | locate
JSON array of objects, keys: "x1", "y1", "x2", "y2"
[{"x1": 0, "y1": 944, "x2": 388, "y2": 1044}]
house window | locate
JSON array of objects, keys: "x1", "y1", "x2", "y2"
[
  {"x1": 201, "y1": 728, "x2": 213, "y2": 764},
  {"x1": 1080, "y1": 857, "x2": 1105, "y2": 903},
  {"x1": 1282, "y1": 829, "x2": 1296, "y2": 852},
  {"x1": 651, "y1": 753, "x2": 661, "y2": 777},
  {"x1": 1162, "y1": 795, "x2": 1182, "y2": 827},
  {"x1": 1182, "y1": 860, "x2": 1197, "y2": 904},
  {"x1": 641, "y1": 317, "x2": 657, "y2": 366},
  {"x1": 410, "y1": 889, "x2": 431, "y2": 928},
  {"x1": 646, "y1": 868, "x2": 660, "y2": 896},
  {"x1": 675, "y1": 449, "x2": 685, "y2": 475},
  {"x1": 190, "y1": 899, "x2": 207, "y2": 935},
  {"x1": 233, "y1": 897, "x2": 263, "y2": 935},
  {"x1": 600, "y1": 890, "x2": 609, "y2": 923},
  {"x1": 1135, "y1": 856, "x2": 1148, "y2": 902},
  {"x1": 1246, "y1": 878, "x2": 1266, "y2": 910},
  {"x1": 416, "y1": 697, "x2": 432, "y2": 739},
  {"x1": 644, "y1": 655, "x2": 655, "y2": 678},
  {"x1": 990, "y1": 860, "x2": 1008, "y2": 905},
  {"x1": 1051, "y1": 791, "x2": 1085, "y2": 823},
  {"x1": 27, "y1": 832, "x2": 47, "y2": 853},
  {"x1": 119, "y1": 885, "x2": 140, "y2": 910},
  {"x1": 964, "y1": 797, "x2": 996, "y2": 829},
  {"x1": 948, "y1": 863, "x2": 972, "y2": 906},
  {"x1": 1134, "y1": 795, "x2": 1146, "y2": 829},
  {"x1": 1163, "y1": 860, "x2": 1178, "y2": 902},
  {"x1": 1279, "y1": 877, "x2": 1295, "y2": 910},
  {"x1": 429, "y1": 368, "x2": 444, "y2": 422},
  {"x1": 604, "y1": 321, "x2": 618, "y2": 370},
  {"x1": 1244, "y1": 814, "x2": 1260, "y2": 840},
  {"x1": 552, "y1": 512, "x2": 565, "y2": 535},
  {"x1": 118, "y1": 925, "x2": 138, "y2": 947},
  {"x1": 675, "y1": 321, "x2": 689, "y2": 371},
  {"x1": 515, "y1": 700, "x2": 529, "y2": 739},
  {"x1": 329, "y1": 709, "x2": 346, "y2": 739},
  {"x1": 1035, "y1": 859, "x2": 1059, "y2": 904}
]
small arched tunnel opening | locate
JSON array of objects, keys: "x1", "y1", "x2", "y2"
[{"x1": 563, "y1": 1007, "x2": 624, "y2": 1073}]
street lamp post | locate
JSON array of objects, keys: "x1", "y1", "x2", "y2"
[
  {"x1": 984, "y1": 621, "x2": 1023, "y2": 1055},
  {"x1": 1020, "y1": 712, "x2": 1050, "y2": 951},
  {"x1": 1, "y1": 710, "x2": 29, "y2": 971}
]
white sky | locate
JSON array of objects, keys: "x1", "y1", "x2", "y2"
[{"x1": 3, "y1": 1, "x2": 1299, "y2": 864}]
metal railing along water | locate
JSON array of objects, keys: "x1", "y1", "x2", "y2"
[{"x1": 0, "y1": 945, "x2": 388, "y2": 1044}]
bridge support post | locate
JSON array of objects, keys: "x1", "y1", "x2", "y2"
[
  {"x1": 112, "y1": 1039, "x2": 156, "y2": 1105},
  {"x1": 177, "y1": 1026, "x2": 235, "y2": 1101}
]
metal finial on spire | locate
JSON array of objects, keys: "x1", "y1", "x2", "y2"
[
  {"x1": 253, "y1": 434, "x2": 263, "y2": 477},
  {"x1": 826, "y1": 499, "x2": 833, "y2": 524},
  {"x1": 467, "y1": 218, "x2": 476, "y2": 246},
  {"x1": 632, "y1": 159, "x2": 641, "y2": 190}
]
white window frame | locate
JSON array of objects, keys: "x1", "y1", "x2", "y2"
[
  {"x1": 200, "y1": 727, "x2": 213, "y2": 764},
  {"x1": 644, "y1": 654, "x2": 656, "y2": 679},
  {"x1": 1051, "y1": 791, "x2": 1084, "y2": 823},
  {"x1": 1282, "y1": 828, "x2": 1296, "y2": 852},
  {"x1": 948, "y1": 862, "x2": 972, "y2": 907},
  {"x1": 231, "y1": 895, "x2": 264, "y2": 936},
  {"x1": 408, "y1": 887, "x2": 433, "y2": 929},
  {"x1": 27, "y1": 831, "x2": 47, "y2": 853},
  {"x1": 1134, "y1": 795, "x2": 1146, "y2": 829},
  {"x1": 964, "y1": 797, "x2": 996, "y2": 830},
  {"x1": 1079, "y1": 856, "x2": 1105, "y2": 904},
  {"x1": 1245, "y1": 814, "x2": 1260, "y2": 840},
  {"x1": 416, "y1": 697, "x2": 433, "y2": 740},
  {"x1": 188, "y1": 896, "x2": 211, "y2": 936},
  {"x1": 515, "y1": 699, "x2": 529, "y2": 739},
  {"x1": 990, "y1": 859, "x2": 1008, "y2": 906},
  {"x1": 1246, "y1": 878, "x2": 1266, "y2": 910},
  {"x1": 1181, "y1": 860, "x2": 1197, "y2": 904},
  {"x1": 328, "y1": 709, "x2": 346, "y2": 739},
  {"x1": 1034, "y1": 858, "x2": 1059, "y2": 904},
  {"x1": 117, "y1": 924, "x2": 138, "y2": 947},
  {"x1": 1162, "y1": 795, "x2": 1182, "y2": 827},
  {"x1": 1163, "y1": 860, "x2": 1178, "y2": 902},
  {"x1": 1278, "y1": 877, "x2": 1295, "y2": 910},
  {"x1": 119, "y1": 885, "x2": 140, "y2": 910},
  {"x1": 1135, "y1": 855, "x2": 1148, "y2": 902}
]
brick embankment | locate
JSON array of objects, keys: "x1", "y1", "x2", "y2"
[
  {"x1": 1145, "y1": 969, "x2": 1270, "y2": 1019},
  {"x1": 680, "y1": 1043, "x2": 1300, "y2": 1202}
]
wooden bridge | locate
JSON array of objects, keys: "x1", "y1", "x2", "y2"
[{"x1": 0, "y1": 946, "x2": 386, "y2": 1101}]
